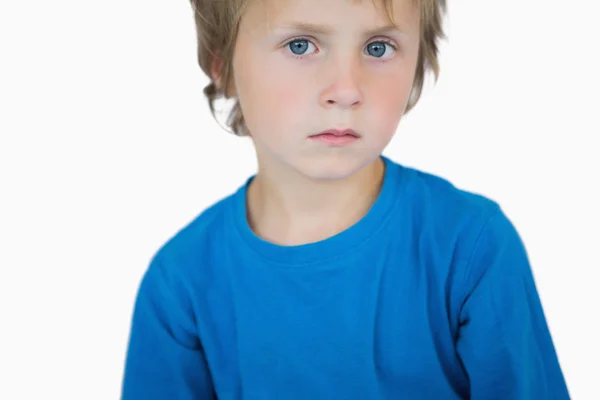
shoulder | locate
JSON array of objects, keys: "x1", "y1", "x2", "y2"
[
  {"x1": 390, "y1": 159, "x2": 523, "y2": 274},
  {"x1": 145, "y1": 187, "x2": 240, "y2": 289},
  {"x1": 393, "y1": 161, "x2": 502, "y2": 234},
  {"x1": 394, "y1": 160, "x2": 527, "y2": 289},
  {"x1": 389, "y1": 161, "x2": 528, "y2": 314},
  {"x1": 160, "y1": 197, "x2": 230, "y2": 262},
  {"x1": 405, "y1": 166, "x2": 522, "y2": 257}
]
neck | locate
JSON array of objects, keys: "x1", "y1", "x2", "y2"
[{"x1": 246, "y1": 157, "x2": 385, "y2": 246}]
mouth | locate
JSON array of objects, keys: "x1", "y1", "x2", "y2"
[
  {"x1": 308, "y1": 128, "x2": 361, "y2": 146},
  {"x1": 311, "y1": 129, "x2": 360, "y2": 138}
]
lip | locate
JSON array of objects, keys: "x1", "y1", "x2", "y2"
[
  {"x1": 314, "y1": 129, "x2": 360, "y2": 137},
  {"x1": 309, "y1": 128, "x2": 361, "y2": 146}
]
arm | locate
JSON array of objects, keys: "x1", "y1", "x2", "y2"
[
  {"x1": 456, "y1": 210, "x2": 569, "y2": 399},
  {"x1": 121, "y1": 255, "x2": 215, "y2": 399}
]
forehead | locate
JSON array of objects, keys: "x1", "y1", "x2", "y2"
[{"x1": 243, "y1": 0, "x2": 420, "y2": 35}]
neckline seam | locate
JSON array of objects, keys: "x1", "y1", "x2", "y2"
[
  {"x1": 232, "y1": 198, "x2": 401, "y2": 268},
  {"x1": 229, "y1": 157, "x2": 406, "y2": 268}
]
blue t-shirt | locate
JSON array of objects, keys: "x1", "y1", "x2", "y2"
[{"x1": 122, "y1": 156, "x2": 569, "y2": 399}]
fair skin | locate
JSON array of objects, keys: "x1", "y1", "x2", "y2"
[{"x1": 227, "y1": 0, "x2": 421, "y2": 245}]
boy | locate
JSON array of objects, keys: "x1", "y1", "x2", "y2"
[{"x1": 122, "y1": 0, "x2": 570, "y2": 398}]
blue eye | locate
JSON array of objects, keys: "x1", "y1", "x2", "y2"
[
  {"x1": 288, "y1": 39, "x2": 309, "y2": 55},
  {"x1": 366, "y1": 41, "x2": 394, "y2": 58}
]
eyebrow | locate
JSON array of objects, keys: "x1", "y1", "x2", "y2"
[{"x1": 273, "y1": 22, "x2": 408, "y2": 38}]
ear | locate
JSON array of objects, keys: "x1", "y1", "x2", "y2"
[
  {"x1": 211, "y1": 56, "x2": 224, "y2": 88},
  {"x1": 210, "y1": 56, "x2": 236, "y2": 98}
]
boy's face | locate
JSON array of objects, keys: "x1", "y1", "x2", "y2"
[{"x1": 232, "y1": 0, "x2": 421, "y2": 180}]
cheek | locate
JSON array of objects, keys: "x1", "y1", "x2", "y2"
[
  {"x1": 368, "y1": 78, "x2": 412, "y2": 125},
  {"x1": 235, "y1": 59, "x2": 309, "y2": 140},
  {"x1": 262, "y1": 61, "x2": 310, "y2": 109},
  {"x1": 246, "y1": 62, "x2": 311, "y2": 128}
]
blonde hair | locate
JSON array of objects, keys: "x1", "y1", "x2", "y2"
[{"x1": 191, "y1": 0, "x2": 447, "y2": 136}]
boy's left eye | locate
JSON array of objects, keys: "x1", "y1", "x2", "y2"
[
  {"x1": 287, "y1": 39, "x2": 317, "y2": 56},
  {"x1": 365, "y1": 41, "x2": 396, "y2": 59}
]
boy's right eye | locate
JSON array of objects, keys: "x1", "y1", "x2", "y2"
[{"x1": 286, "y1": 38, "x2": 317, "y2": 57}]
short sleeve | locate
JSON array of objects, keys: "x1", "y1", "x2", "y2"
[
  {"x1": 121, "y1": 255, "x2": 215, "y2": 399},
  {"x1": 456, "y1": 210, "x2": 570, "y2": 399}
]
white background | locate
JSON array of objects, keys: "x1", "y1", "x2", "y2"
[{"x1": 1, "y1": 0, "x2": 598, "y2": 398}]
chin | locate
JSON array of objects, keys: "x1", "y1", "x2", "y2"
[{"x1": 292, "y1": 154, "x2": 374, "y2": 182}]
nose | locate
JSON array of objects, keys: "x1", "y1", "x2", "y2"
[{"x1": 319, "y1": 53, "x2": 364, "y2": 109}]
